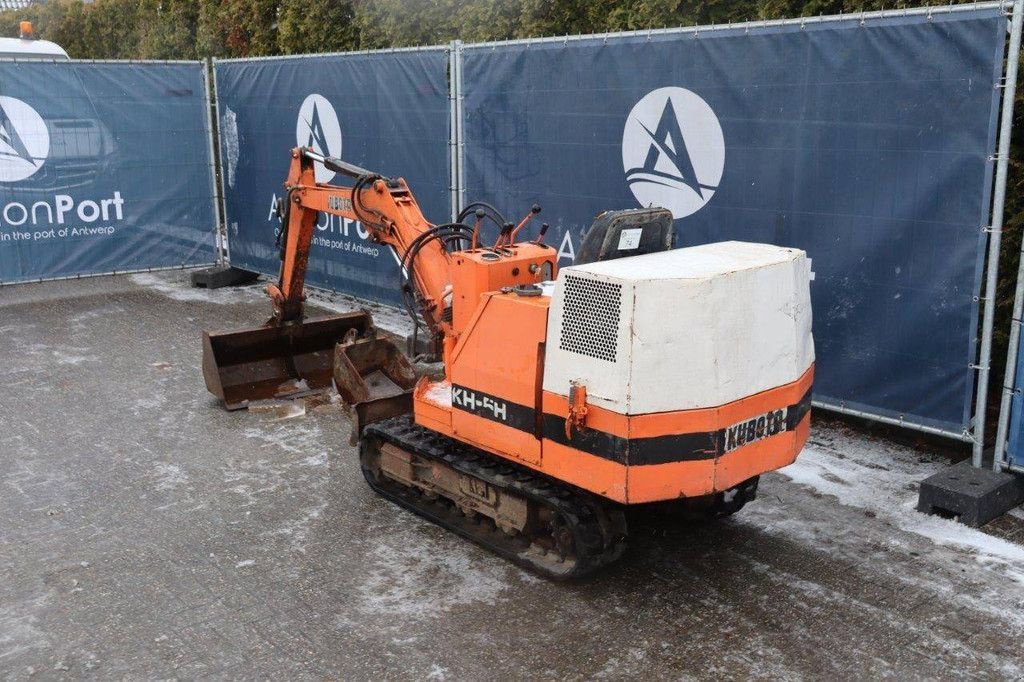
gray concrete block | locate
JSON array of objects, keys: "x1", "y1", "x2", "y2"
[
  {"x1": 190, "y1": 265, "x2": 259, "y2": 289},
  {"x1": 917, "y1": 460, "x2": 1024, "y2": 527}
]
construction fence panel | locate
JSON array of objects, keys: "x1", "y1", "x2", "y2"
[
  {"x1": 459, "y1": 8, "x2": 1008, "y2": 434},
  {"x1": 0, "y1": 61, "x2": 217, "y2": 283},
  {"x1": 214, "y1": 49, "x2": 450, "y2": 306},
  {"x1": 1008, "y1": 342, "x2": 1024, "y2": 467}
]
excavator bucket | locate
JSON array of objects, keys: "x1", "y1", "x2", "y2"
[
  {"x1": 333, "y1": 336, "x2": 418, "y2": 440},
  {"x1": 203, "y1": 312, "x2": 373, "y2": 410}
]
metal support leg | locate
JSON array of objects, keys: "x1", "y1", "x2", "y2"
[{"x1": 973, "y1": 0, "x2": 1023, "y2": 468}]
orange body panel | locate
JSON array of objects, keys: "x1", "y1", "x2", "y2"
[
  {"x1": 448, "y1": 292, "x2": 549, "y2": 465},
  {"x1": 414, "y1": 286, "x2": 814, "y2": 505},
  {"x1": 450, "y1": 246, "x2": 557, "y2": 333},
  {"x1": 541, "y1": 440, "x2": 629, "y2": 500}
]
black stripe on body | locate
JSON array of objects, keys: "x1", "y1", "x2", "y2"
[{"x1": 450, "y1": 383, "x2": 812, "y2": 466}]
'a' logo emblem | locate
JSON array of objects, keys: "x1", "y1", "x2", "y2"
[
  {"x1": 304, "y1": 102, "x2": 330, "y2": 154},
  {"x1": 0, "y1": 96, "x2": 49, "y2": 183},
  {"x1": 622, "y1": 87, "x2": 725, "y2": 219},
  {"x1": 296, "y1": 94, "x2": 342, "y2": 183}
]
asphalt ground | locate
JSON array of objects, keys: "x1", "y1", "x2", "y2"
[{"x1": 2, "y1": 271, "x2": 1024, "y2": 680}]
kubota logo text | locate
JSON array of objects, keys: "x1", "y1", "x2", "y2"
[
  {"x1": 622, "y1": 87, "x2": 725, "y2": 219},
  {"x1": 0, "y1": 96, "x2": 49, "y2": 183},
  {"x1": 296, "y1": 94, "x2": 342, "y2": 184}
]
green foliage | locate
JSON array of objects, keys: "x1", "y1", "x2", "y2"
[
  {"x1": 278, "y1": 0, "x2": 358, "y2": 54},
  {"x1": 0, "y1": 0, "x2": 1004, "y2": 59},
  {"x1": 137, "y1": 0, "x2": 198, "y2": 59}
]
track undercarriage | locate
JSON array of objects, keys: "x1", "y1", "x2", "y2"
[
  {"x1": 360, "y1": 415, "x2": 762, "y2": 579},
  {"x1": 361, "y1": 416, "x2": 629, "y2": 579}
]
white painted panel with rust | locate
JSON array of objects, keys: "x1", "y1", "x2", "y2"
[{"x1": 542, "y1": 241, "x2": 814, "y2": 415}]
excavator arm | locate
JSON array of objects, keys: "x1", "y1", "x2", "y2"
[
  {"x1": 203, "y1": 148, "x2": 455, "y2": 409},
  {"x1": 204, "y1": 146, "x2": 549, "y2": 411},
  {"x1": 271, "y1": 147, "x2": 454, "y2": 336}
]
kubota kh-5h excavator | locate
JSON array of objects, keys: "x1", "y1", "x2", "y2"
[{"x1": 203, "y1": 148, "x2": 814, "y2": 578}]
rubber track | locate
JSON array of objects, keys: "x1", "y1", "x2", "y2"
[{"x1": 361, "y1": 415, "x2": 628, "y2": 580}]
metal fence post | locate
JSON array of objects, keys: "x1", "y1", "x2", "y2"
[
  {"x1": 209, "y1": 58, "x2": 231, "y2": 266},
  {"x1": 202, "y1": 57, "x2": 225, "y2": 266},
  {"x1": 454, "y1": 40, "x2": 466, "y2": 216},
  {"x1": 448, "y1": 41, "x2": 461, "y2": 222},
  {"x1": 974, "y1": 0, "x2": 1023, "y2": 468},
  {"x1": 992, "y1": 0, "x2": 1024, "y2": 470}
]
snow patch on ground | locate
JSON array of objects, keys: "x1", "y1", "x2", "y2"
[
  {"x1": 267, "y1": 500, "x2": 328, "y2": 552},
  {"x1": 226, "y1": 418, "x2": 331, "y2": 551},
  {"x1": 134, "y1": 393, "x2": 166, "y2": 411},
  {"x1": 779, "y1": 426, "x2": 1024, "y2": 582},
  {"x1": 304, "y1": 290, "x2": 414, "y2": 338},
  {"x1": 153, "y1": 463, "x2": 187, "y2": 492},
  {"x1": 425, "y1": 664, "x2": 449, "y2": 680},
  {"x1": 69, "y1": 306, "x2": 125, "y2": 329},
  {"x1": 50, "y1": 350, "x2": 99, "y2": 366},
  {"x1": 129, "y1": 273, "x2": 262, "y2": 305},
  {"x1": 0, "y1": 595, "x2": 49, "y2": 662},
  {"x1": 355, "y1": 524, "x2": 513, "y2": 620},
  {"x1": 129, "y1": 268, "x2": 413, "y2": 337},
  {"x1": 592, "y1": 646, "x2": 652, "y2": 680},
  {"x1": 20, "y1": 343, "x2": 98, "y2": 366},
  {"x1": 241, "y1": 421, "x2": 323, "y2": 458},
  {"x1": 743, "y1": 555, "x2": 1024, "y2": 679},
  {"x1": 299, "y1": 452, "x2": 327, "y2": 467}
]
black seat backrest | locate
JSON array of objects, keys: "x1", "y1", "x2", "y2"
[{"x1": 576, "y1": 208, "x2": 674, "y2": 265}]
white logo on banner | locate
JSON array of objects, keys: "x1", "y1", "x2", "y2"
[
  {"x1": 622, "y1": 87, "x2": 724, "y2": 219},
  {"x1": 0, "y1": 96, "x2": 49, "y2": 183},
  {"x1": 296, "y1": 94, "x2": 342, "y2": 183}
]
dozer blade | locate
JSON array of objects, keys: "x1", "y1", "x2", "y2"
[{"x1": 203, "y1": 312, "x2": 373, "y2": 410}]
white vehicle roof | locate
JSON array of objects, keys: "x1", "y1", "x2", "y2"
[{"x1": 0, "y1": 37, "x2": 69, "y2": 60}]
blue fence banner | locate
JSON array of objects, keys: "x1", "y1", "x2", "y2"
[
  {"x1": 0, "y1": 61, "x2": 217, "y2": 283},
  {"x1": 1008, "y1": 342, "x2": 1024, "y2": 466},
  {"x1": 215, "y1": 49, "x2": 451, "y2": 305},
  {"x1": 460, "y1": 9, "x2": 1007, "y2": 433}
]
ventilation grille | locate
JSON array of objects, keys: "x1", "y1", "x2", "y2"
[{"x1": 559, "y1": 275, "x2": 622, "y2": 363}]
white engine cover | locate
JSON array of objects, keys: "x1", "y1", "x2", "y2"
[{"x1": 543, "y1": 241, "x2": 814, "y2": 415}]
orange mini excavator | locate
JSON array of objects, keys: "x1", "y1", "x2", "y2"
[{"x1": 204, "y1": 148, "x2": 815, "y2": 578}]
